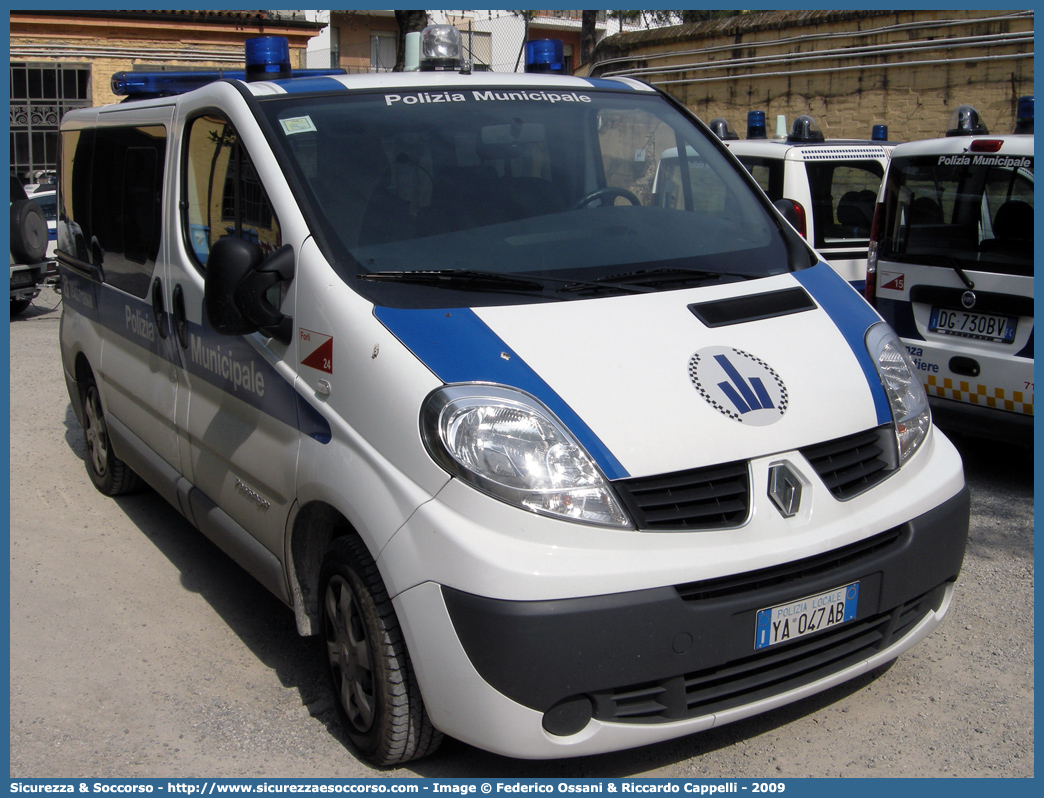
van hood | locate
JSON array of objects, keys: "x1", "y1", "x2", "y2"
[{"x1": 376, "y1": 263, "x2": 891, "y2": 479}]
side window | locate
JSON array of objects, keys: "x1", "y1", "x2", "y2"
[
  {"x1": 806, "y1": 161, "x2": 883, "y2": 248},
  {"x1": 183, "y1": 114, "x2": 281, "y2": 270},
  {"x1": 58, "y1": 125, "x2": 166, "y2": 297},
  {"x1": 982, "y1": 165, "x2": 1034, "y2": 241}
]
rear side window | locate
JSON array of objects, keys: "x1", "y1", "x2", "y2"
[
  {"x1": 805, "y1": 161, "x2": 883, "y2": 249},
  {"x1": 182, "y1": 113, "x2": 281, "y2": 271},
  {"x1": 58, "y1": 125, "x2": 167, "y2": 297}
]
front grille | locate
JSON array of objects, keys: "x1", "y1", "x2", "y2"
[
  {"x1": 674, "y1": 525, "x2": 904, "y2": 602},
  {"x1": 613, "y1": 461, "x2": 749, "y2": 531},
  {"x1": 801, "y1": 425, "x2": 897, "y2": 500},
  {"x1": 588, "y1": 586, "x2": 944, "y2": 724}
]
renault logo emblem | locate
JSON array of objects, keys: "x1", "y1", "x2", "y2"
[
  {"x1": 961, "y1": 291, "x2": 977, "y2": 309},
  {"x1": 768, "y1": 462, "x2": 803, "y2": 518}
]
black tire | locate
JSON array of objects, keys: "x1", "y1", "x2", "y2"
[
  {"x1": 80, "y1": 372, "x2": 143, "y2": 496},
  {"x1": 320, "y1": 535, "x2": 442, "y2": 766},
  {"x1": 10, "y1": 199, "x2": 48, "y2": 263},
  {"x1": 11, "y1": 298, "x2": 32, "y2": 316}
]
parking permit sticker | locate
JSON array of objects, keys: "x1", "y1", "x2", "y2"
[
  {"x1": 280, "y1": 116, "x2": 317, "y2": 135},
  {"x1": 300, "y1": 328, "x2": 333, "y2": 374}
]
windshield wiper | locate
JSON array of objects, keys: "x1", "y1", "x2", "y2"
[
  {"x1": 358, "y1": 269, "x2": 551, "y2": 295},
  {"x1": 888, "y1": 251, "x2": 975, "y2": 290},
  {"x1": 359, "y1": 268, "x2": 654, "y2": 296},
  {"x1": 558, "y1": 267, "x2": 753, "y2": 294}
]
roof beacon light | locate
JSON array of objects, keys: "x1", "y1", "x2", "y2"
[
  {"x1": 525, "y1": 39, "x2": 565, "y2": 73},
  {"x1": 871, "y1": 124, "x2": 888, "y2": 141},
  {"x1": 787, "y1": 115, "x2": 825, "y2": 143},
  {"x1": 1014, "y1": 95, "x2": 1033, "y2": 134},
  {"x1": 709, "y1": 117, "x2": 739, "y2": 141},
  {"x1": 746, "y1": 111, "x2": 767, "y2": 139},
  {"x1": 946, "y1": 105, "x2": 989, "y2": 137},
  {"x1": 420, "y1": 25, "x2": 466, "y2": 71},
  {"x1": 245, "y1": 36, "x2": 292, "y2": 82}
]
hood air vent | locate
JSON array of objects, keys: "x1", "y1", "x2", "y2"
[{"x1": 689, "y1": 287, "x2": 816, "y2": 328}]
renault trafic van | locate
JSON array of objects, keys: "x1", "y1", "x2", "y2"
[{"x1": 57, "y1": 30, "x2": 969, "y2": 765}]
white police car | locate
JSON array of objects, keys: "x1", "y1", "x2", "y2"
[
  {"x1": 56, "y1": 28, "x2": 968, "y2": 764},
  {"x1": 724, "y1": 113, "x2": 894, "y2": 291},
  {"x1": 867, "y1": 100, "x2": 1033, "y2": 445}
]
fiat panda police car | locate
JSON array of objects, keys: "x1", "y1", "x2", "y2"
[
  {"x1": 866, "y1": 100, "x2": 1033, "y2": 445},
  {"x1": 724, "y1": 113, "x2": 894, "y2": 291},
  {"x1": 56, "y1": 29, "x2": 968, "y2": 764}
]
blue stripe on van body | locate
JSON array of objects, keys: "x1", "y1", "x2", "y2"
[
  {"x1": 374, "y1": 306, "x2": 629, "y2": 480},
  {"x1": 792, "y1": 263, "x2": 892, "y2": 427}
]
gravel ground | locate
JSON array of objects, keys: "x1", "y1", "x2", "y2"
[{"x1": 8, "y1": 287, "x2": 1034, "y2": 778}]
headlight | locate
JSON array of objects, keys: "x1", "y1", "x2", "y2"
[
  {"x1": 865, "y1": 323, "x2": 930, "y2": 464},
  {"x1": 421, "y1": 385, "x2": 632, "y2": 528}
]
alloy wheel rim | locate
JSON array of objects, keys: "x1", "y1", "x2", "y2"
[
  {"x1": 324, "y1": 574, "x2": 376, "y2": 732},
  {"x1": 84, "y1": 387, "x2": 109, "y2": 476}
]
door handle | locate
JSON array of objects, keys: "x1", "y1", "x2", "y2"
[
  {"x1": 151, "y1": 277, "x2": 168, "y2": 339},
  {"x1": 172, "y1": 283, "x2": 189, "y2": 350}
]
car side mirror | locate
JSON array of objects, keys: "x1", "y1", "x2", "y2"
[{"x1": 204, "y1": 236, "x2": 294, "y2": 344}]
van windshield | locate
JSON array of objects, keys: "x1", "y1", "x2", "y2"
[
  {"x1": 878, "y1": 152, "x2": 1033, "y2": 277},
  {"x1": 259, "y1": 87, "x2": 800, "y2": 307}
]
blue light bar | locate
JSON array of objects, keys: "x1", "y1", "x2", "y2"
[
  {"x1": 246, "y1": 36, "x2": 292, "y2": 82},
  {"x1": 871, "y1": 124, "x2": 888, "y2": 141},
  {"x1": 111, "y1": 68, "x2": 345, "y2": 98},
  {"x1": 1014, "y1": 95, "x2": 1033, "y2": 134},
  {"x1": 746, "y1": 110, "x2": 767, "y2": 139},
  {"x1": 525, "y1": 39, "x2": 565, "y2": 73}
]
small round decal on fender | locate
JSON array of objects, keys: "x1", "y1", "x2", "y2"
[{"x1": 688, "y1": 346, "x2": 788, "y2": 425}]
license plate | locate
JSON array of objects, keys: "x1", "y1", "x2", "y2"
[
  {"x1": 11, "y1": 272, "x2": 34, "y2": 287},
  {"x1": 929, "y1": 306, "x2": 1017, "y2": 343},
  {"x1": 754, "y1": 582, "x2": 859, "y2": 650}
]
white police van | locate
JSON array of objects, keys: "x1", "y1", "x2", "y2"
[
  {"x1": 57, "y1": 29, "x2": 968, "y2": 765},
  {"x1": 866, "y1": 100, "x2": 1033, "y2": 445},
  {"x1": 724, "y1": 113, "x2": 894, "y2": 291}
]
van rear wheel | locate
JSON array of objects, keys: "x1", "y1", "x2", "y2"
[
  {"x1": 81, "y1": 373, "x2": 142, "y2": 496},
  {"x1": 320, "y1": 535, "x2": 442, "y2": 766}
]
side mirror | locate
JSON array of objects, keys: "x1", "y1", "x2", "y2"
[{"x1": 204, "y1": 236, "x2": 294, "y2": 343}]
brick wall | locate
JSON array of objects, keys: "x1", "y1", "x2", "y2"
[
  {"x1": 10, "y1": 12, "x2": 319, "y2": 107},
  {"x1": 589, "y1": 9, "x2": 1034, "y2": 142}
]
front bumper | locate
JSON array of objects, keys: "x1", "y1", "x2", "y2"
[{"x1": 394, "y1": 486, "x2": 969, "y2": 758}]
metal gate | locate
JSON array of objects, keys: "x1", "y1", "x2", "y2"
[{"x1": 10, "y1": 62, "x2": 92, "y2": 183}]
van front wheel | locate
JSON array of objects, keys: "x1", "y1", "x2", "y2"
[{"x1": 320, "y1": 535, "x2": 441, "y2": 766}]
